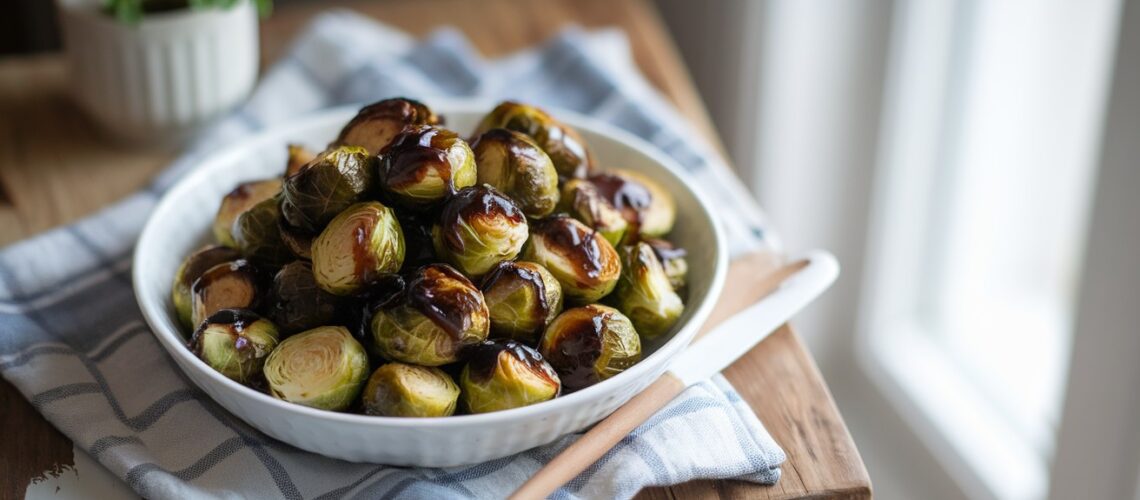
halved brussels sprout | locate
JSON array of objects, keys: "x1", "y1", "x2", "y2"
[
  {"x1": 172, "y1": 245, "x2": 242, "y2": 331},
  {"x1": 284, "y1": 144, "x2": 317, "y2": 178},
  {"x1": 335, "y1": 98, "x2": 440, "y2": 155},
  {"x1": 379, "y1": 125, "x2": 477, "y2": 209},
  {"x1": 473, "y1": 101, "x2": 594, "y2": 179},
  {"x1": 190, "y1": 259, "x2": 262, "y2": 329},
  {"x1": 538, "y1": 304, "x2": 641, "y2": 392},
  {"x1": 231, "y1": 195, "x2": 293, "y2": 268},
  {"x1": 431, "y1": 185, "x2": 528, "y2": 278},
  {"x1": 521, "y1": 216, "x2": 621, "y2": 304},
  {"x1": 370, "y1": 264, "x2": 489, "y2": 366},
  {"x1": 212, "y1": 178, "x2": 282, "y2": 248},
  {"x1": 589, "y1": 170, "x2": 676, "y2": 238},
  {"x1": 311, "y1": 201, "x2": 405, "y2": 296},
  {"x1": 268, "y1": 261, "x2": 346, "y2": 335},
  {"x1": 361, "y1": 362, "x2": 459, "y2": 417},
  {"x1": 460, "y1": 340, "x2": 561, "y2": 413},
  {"x1": 189, "y1": 309, "x2": 279, "y2": 383},
  {"x1": 263, "y1": 326, "x2": 370, "y2": 411},
  {"x1": 471, "y1": 128, "x2": 560, "y2": 218},
  {"x1": 558, "y1": 178, "x2": 629, "y2": 247},
  {"x1": 645, "y1": 238, "x2": 688, "y2": 291},
  {"x1": 480, "y1": 261, "x2": 563, "y2": 345},
  {"x1": 281, "y1": 146, "x2": 377, "y2": 233},
  {"x1": 611, "y1": 242, "x2": 684, "y2": 338}
]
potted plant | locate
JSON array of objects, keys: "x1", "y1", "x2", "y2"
[{"x1": 56, "y1": 0, "x2": 269, "y2": 146}]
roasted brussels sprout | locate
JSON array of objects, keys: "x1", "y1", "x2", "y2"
[
  {"x1": 431, "y1": 185, "x2": 528, "y2": 278},
  {"x1": 611, "y1": 242, "x2": 684, "y2": 338},
  {"x1": 538, "y1": 304, "x2": 641, "y2": 392},
  {"x1": 172, "y1": 245, "x2": 242, "y2": 330},
  {"x1": 361, "y1": 362, "x2": 459, "y2": 417},
  {"x1": 480, "y1": 261, "x2": 563, "y2": 345},
  {"x1": 557, "y1": 178, "x2": 629, "y2": 247},
  {"x1": 281, "y1": 146, "x2": 377, "y2": 233},
  {"x1": 284, "y1": 144, "x2": 317, "y2": 178},
  {"x1": 311, "y1": 201, "x2": 405, "y2": 296},
  {"x1": 263, "y1": 326, "x2": 370, "y2": 411},
  {"x1": 335, "y1": 98, "x2": 440, "y2": 155},
  {"x1": 471, "y1": 128, "x2": 560, "y2": 218},
  {"x1": 473, "y1": 101, "x2": 594, "y2": 179},
  {"x1": 212, "y1": 178, "x2": 282, "y2": 248},
  {"x1": 645, "y1": 238, "x2": 688, "y2": 291},
  {"x1": 370, "y1": 264, "x2": 489, "y2": 366},
  {"x1": 396, "y1": 211, "x2": 438, "y2": 271},
  {"x1": 190, "y1": 259, "x2": 262, "y2": 329},
  {"x1": 589, "y1": 170, "x2": 676, "y2": 238},
  {"x1": 379, "y1": 125, "x2": 477, "y2": 209},
  {"x1": 231, "y1": 195, "x2": 294, "y2": 268},
  {"x1": 189, "y1": 309, "x2": 279, "y2": 383},
  {"x1": 460, "y1": 340, "x2": 560, "y2": 413},
  {"x1": 521, "y1": 216, "x2": 621, "y2": 304},
  {"x1": 268, "y1": 261, "x2": 346, "y2": 335}
]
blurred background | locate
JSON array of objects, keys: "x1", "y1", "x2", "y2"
[{"x1": 5, "y1": 0, "x2": 1139, "y2": 498}]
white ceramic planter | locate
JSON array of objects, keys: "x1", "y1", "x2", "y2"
[{"x1": 57, "y1": 0, "x2": 259, "y2": 145}]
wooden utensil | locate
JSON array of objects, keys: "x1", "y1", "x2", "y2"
[{"x1": 510, "y1": 251, "x2": 839, "y2": 499}]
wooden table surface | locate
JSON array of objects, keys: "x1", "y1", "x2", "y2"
[{"x1": 0, "y1": 0, "x2": 871, "y2": 498}]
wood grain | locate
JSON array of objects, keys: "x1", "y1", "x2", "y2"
[{"x1": 0, "y1": 0, "x2": 870, "y2": 498}]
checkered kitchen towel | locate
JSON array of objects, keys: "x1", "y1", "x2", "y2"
[{"x1": 0, "y1": 11, "x2": 782, "y2": 499}]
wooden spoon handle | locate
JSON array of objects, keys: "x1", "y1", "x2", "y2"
[{"x1": 508, "y1": 373, "x2": 686, "y2": 500}]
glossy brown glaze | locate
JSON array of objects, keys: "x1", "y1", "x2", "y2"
[
  {"x1": 177, "y1": 246, "x2": 242, "y2": 289},
  {"x1": 464, "y1": 340, "x2": 560, "y2": 390},
  {"x1": 381, "y1": 126, "x2": 456, "y2": 197},
  {"x1": 533, "y1": 216, "x2": 616, "y2": 282},
  {"x1": 541, "y1": 307, "x2": 609, "y2": 392},
  {"x1": 436, "y1": 186, "x2": 525, "y2": 253},
  {"x1": 336, "y1": 98, "x2": 440, "y2": 154},
  {"x1": 588, "y1": 172, "x2": 653, "y2": 229},
  {"x1": 644, "y1": 237, "x2": 686, "y2": 261},
  {"x1": 406, "y1": 264, "x2": 486, "y2": 339},
  {"x1": 191, "y1": 259, "x2": 262, "y2": 324}
]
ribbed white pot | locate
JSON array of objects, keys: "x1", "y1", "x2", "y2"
[{"x1": 57, "y1": 0, "x2": 259, "y2": 145}]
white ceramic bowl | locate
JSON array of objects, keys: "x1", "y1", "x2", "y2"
[{"x1": 133, "y1": 99, "x2": 728, "y2": 466}]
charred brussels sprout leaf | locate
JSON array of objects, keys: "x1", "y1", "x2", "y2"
[
  {"x1": 361, "y1": 362, "x2": 459, "y2": 417},
  {"x1": 611, "y1": 242, "x2": 684, "y2": 338},
  {"x1": 281, "y1": 146, "x2": 377, "y2": 233},
  {"x1": 284, "y1": 144, "x2": 317, "y2": 178},
  {"x1": 189, "y1": 309, "x2": 279, "y2": 383},
  {"x1": 231, "y1": 195, "x2": 293, "y2": 268},
  {"x1": 311, "y1": 201, "x2": 405, "y2": 296},
  {"x1": 268, "y1": 261, "x2": 346, "y2": 335},
  {"x1": 558, "y1": 178, "x2": 629, "y2": 247},
  {"x1": 172, "y1": 246, "x2": 242, "y2": 331},
  {"x1": 379, "y1": 125, "x2": 477, "y2": 209},
  {"x1": 190, "y1": 259, "x2": 262, "y2": 329},
  {"x1": 480, "y1": 261, "x2": 563, "y2": 345},
  {"x1": 521, "y1": 216, "x2": 621, "y2": 304},
  {"x1": 212, "y1": 178, "x2": 281, "y2": 248},
  {"x1": 431, "y1": 185, "x2": 528, "y2": 278},
  {"x1": 471, "y1": 128, "x2": 560, "y2": 218},
  {"x1": 370, "y1": 264, "x2": 489, "y2": 366},
  {"x1": 460, "y1": 340, "x2": 560, "y2": 413},
  {"x1": 539, "y1": 304, "x2": 641, "y2": 392},
  {"x1": 264, "y1": 326, "x2": 370, "y2": 411},
  {"x1": 335, "y1": 98, "x2": 440, "y2": 155},
  {"x1": 473, "y1": 101, "x2": 594, "y2": 180},
  {"x1": 645, "y1": 238, "x2": 688, "y2": 291},
  {"x1": 589, "y1": 170, "x2": 676, "y2": 238}
]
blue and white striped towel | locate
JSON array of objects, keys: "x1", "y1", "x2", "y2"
[{"x1": 0, "y1": 11, "x2": 783, "y2": 499}]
